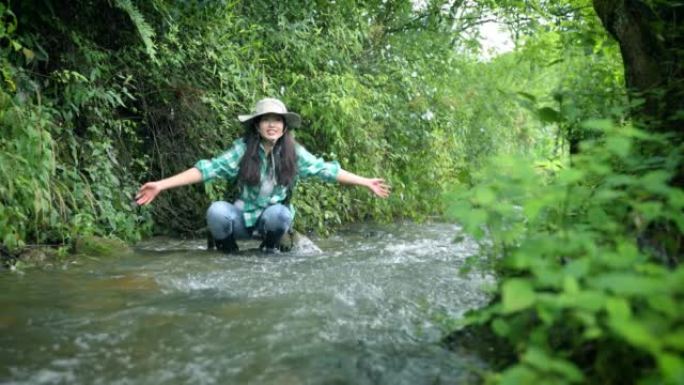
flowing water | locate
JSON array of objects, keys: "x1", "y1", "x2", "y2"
[{"x1": 0, "y1": 222, "x2": 493, "y2": 385}]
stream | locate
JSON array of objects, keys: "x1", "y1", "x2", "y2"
[{"x1": 0, "y1": 222, "x2": 492, "y2": 384}]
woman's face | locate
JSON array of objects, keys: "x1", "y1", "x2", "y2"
[{"x1": 257, "y1": 114, "x2": 285, "y2": 143}]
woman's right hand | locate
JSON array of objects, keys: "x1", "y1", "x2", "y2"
[
  {"x1": 135, "y1": 182, "x2": 163, "y2": 206},
  {"x1": 133, "y1": 168, "x2": 204, "y2": 206}
]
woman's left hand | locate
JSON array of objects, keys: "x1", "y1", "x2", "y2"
[
  {"x1": 367, "y1": 178, "x2": 391, "y2": 198},
  {"x1": 335, "y1": 170, "x2": 390, "y2": 198}
]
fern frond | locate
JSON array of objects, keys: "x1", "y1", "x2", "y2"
[{"x1": 113, "y1": 0, "x2": 158, "y2": 62}]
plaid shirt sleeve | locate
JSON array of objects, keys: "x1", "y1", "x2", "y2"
[
  {"x1": 295, "y1": 144, "x2": 340, "y2": 183},
  {"x1": 194, "y1": 138, "x2": 246, "y2": 182}
]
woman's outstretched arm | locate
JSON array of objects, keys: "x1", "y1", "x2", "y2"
[
  {"x1": 336, "y1": 169, "x2": 391, "y2": 198},
  {"x1": 135, "y1": 167, "x2": 203, "y2": 206}
]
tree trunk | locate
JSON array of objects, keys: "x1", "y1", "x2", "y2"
[{"x1": 592, "y1": 0, "x2": 683, "y2": 143}]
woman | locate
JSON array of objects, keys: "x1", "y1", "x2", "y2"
[{"x1": 135, "y1": 98, "x2": 390, "y2": 253}]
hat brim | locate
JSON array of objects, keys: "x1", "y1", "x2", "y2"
[{"x1": 238, "y1": 112, "x2": 301, "y2": 128}]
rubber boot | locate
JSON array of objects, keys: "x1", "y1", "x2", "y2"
[
  {"x1": 259, "y1": 231, "x2": 281, "y2": 254},
  {"x1": 216, "y1": 234, "x2": 239, "y2": 254},
  {"x1": 278, "y1": 229, "x2": 294, "y2": 252}
]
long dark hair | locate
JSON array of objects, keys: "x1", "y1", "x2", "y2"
[{"x1": 238, "y1": 118, "x2": 297, "y2": 188}]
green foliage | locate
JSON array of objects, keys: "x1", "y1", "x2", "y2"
[
  {"x1": 441, "y1": 2, "x2": 684, "y2": 383},
  {"x1": 2, "y1": 0, "x2": 622, "y2": 257},
  {"x1": 447, "y1": 122, "x2": 684, "y2": 384},
  {"x1": 0, "y1": 90, "x2": 53, "y2": 249},
  {"x1": 3, "y1": 0, "x2": 558, "y2": 247},
  {"x1": 1, "y1": 1, "x2": 152, "y2": 250}
]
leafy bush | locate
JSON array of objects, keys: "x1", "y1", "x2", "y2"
[{"x1": 447, "y1": 120, "x2": 684, "y2": 384}]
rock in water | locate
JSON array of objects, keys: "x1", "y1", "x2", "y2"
[{"x1": 291, "y1": 232, "x2": 322, "y2": 254}]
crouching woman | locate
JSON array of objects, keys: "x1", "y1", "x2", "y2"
[{"x1": 135, "y1": 98, "x2": 390, "y2": 253}]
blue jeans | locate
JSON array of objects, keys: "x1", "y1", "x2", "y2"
[{"x1": 206, "y1": 201, "x2": 293, "y2": 241}]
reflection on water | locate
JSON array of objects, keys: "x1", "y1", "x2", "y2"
[{"x1": 0, "y1": 222, "x2": 492, "y2": 385}]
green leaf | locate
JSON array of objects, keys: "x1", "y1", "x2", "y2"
[
  {"x1": 474, "y1": 186, "x2": 496, "y2": 205},
  {"x1": 499, "y1": 365, "x2": 538, "y2": 385},
  {"x1": 606, "y1": 297, "x2": 632, "y2": 320},
  {"x1": 463, "y1": 208, "x2": 488, "y2": 231},
  {"x1": 564, "y1": 258, "x2": 590, "y2": 279},
  {"x1": 492, "y1": 318, "x2": 510, "y2": 337},
  {"x1": 590, "y1": 273, "x2": 666, "y2": 296},
  {"x1": 557, "y1": 168, "x2": 584, "y2": 184},
  {"x1": 502, "y1": 278, "x2": 536, "y2": 313},
  {"x1": 537, "y1": 107, "x2": 561, "y2": 123},
  {"x1": 597, "y1": 251, "x2": 638, "y2": 269},
  {"x1": 574, "y1": 290, "x2": 607, "y2": 311},
  {"x1": 605, "y1": 136, "x2": 631, "y2": 158},
  {"x1": 641, "y1": 170, "x2": 672, "y2": 195},
  {"x1": 523, "y1": 347, "x2": 553, "y2": 371},
  {"x1": 664, "y1": 329, "x2": 684, "y2": 350},
  {"x1": 581, "y1": 118, "x2": 614, "y2": 132},
  {"x1": 657, "y1": 353, "x2": 684, "y2": 383},
  {"x1": 523, "y1": 197, "x2": 545, "y2": 219},
  {"x1": 547, "y1": 58, "x2": 563, "y2": 66},
  {"x1": 22, "y1": 48, "x2": 35, "y2": 62},
  {"x1": 634, "y1": 201, "x2": 664, "y2": 222},
  {"x1": 647, "y1": 295, "x2": 678, "y2": 317},
  {"x1": 517, "y1": 91, "x2": 537, "y2": 102},
  {"x1": 608, "y1": 318, "x2": 660, "y2": 352},
  {"x1": 583, "y1": 327, "x2": 602, "y2": 339},
  {"x1": 548, "y1": 359, "x2": 584, "y2": 382},
  {"x1": 563, "y1": 276, "x2": 580, "y2": 294},
  {"x1": 523, "y1": 347, "x2": 584, "y2": 382}
]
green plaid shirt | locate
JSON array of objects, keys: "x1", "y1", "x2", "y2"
[{"x1": 194, "y1": 138, "x2": 340, "y2": 227}]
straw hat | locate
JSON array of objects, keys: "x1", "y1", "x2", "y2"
[{"x1": 238, "y1": 98, "x2": 301, "y2": 128}]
